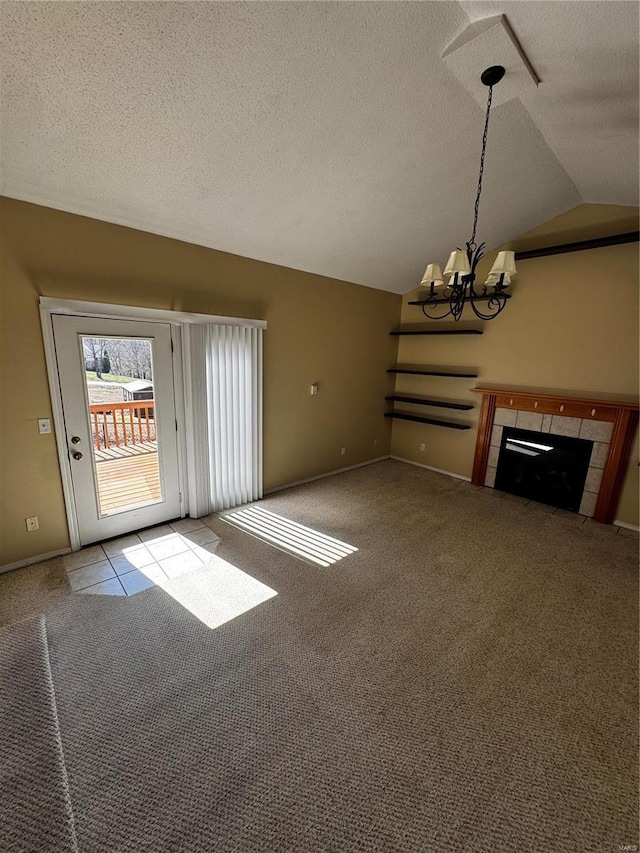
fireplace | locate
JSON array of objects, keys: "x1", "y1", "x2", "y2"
[
  {"x1": 471, "y1": 386, "x2": 639, "y2": 524},
  {"x1": 496, "y1": 426, "x2": 593, "y2": 512}
]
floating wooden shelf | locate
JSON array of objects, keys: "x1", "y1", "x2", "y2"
[
  {"x1": 385, "y1": 394, "x2": 473, "y2": 411},
  {"x1": 384, "y1": 411, "x2": 471, "y2": 430},
  {"x1": 390, "y1": 327, "x2": 483, "y2": 336},
  {"x1": 387, "y1": 365, "x2": 479, "y2": 378}
]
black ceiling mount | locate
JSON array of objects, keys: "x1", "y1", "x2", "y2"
[{"x1": 481, "y1": 65, "x2": 506, "y2": 87}]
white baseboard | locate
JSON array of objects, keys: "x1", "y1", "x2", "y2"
[
  {"x1": 264, "y1": 456, "x2": 391, "y2": 495},
  {"x1": 0, "y1": 547, "x2": 72, "y2": 575},
  {"x1": 613, "y1": 519, "x2": 640, "y2": 532},
  {"x1": 390, "y1": 455, "x2": 472, "y2": 482}
]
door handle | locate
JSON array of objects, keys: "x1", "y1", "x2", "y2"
[
  {"x1": 72, "y1": 451, "x2": 83, "y2": 461},
  {"x1": 71, "y1": 436, "x2": 81, "y2": 444}
]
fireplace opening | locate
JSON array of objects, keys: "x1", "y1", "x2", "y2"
[{"x1": 495, "y1": 426, "x2": 594, "y2": 512}]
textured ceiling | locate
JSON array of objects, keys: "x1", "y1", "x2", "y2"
[
  {"x1": 0, "y1": 2, "x2": 636, "y2": 294},
  {"x1": 461, "y1": 1, "x2": 639, "y2": 208}
]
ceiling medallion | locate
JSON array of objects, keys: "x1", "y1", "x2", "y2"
[{"x1": 418, "y1": 65, "x2": 516, "y2": 321}]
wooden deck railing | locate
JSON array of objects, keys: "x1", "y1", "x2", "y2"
[{"x1": 89, "y1": 401, "x2": 156, "y2": 450}]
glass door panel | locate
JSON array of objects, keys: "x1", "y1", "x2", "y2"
[{"x1": 80, "y1": 336, "x2": 163, "y2": 517}]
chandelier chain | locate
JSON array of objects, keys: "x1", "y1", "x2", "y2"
[{"x1": 470, "y1": 83, "x2": 493, "y2": 250}]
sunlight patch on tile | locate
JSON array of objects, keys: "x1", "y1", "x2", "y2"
[{"x1": 221, "y1": 505, "x2": 358, "y2": 567}]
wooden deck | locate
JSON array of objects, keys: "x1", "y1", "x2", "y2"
[
  {"x1": 95, "y1": 441, "x2": 157, "y2": 462},
  {"x1": 95, "y1": 450, "x2": 161, "y2": 515}
]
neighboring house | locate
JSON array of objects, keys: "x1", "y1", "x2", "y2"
[{"x1": 122, "y1": 380, "x2": 154, "y2": 402}]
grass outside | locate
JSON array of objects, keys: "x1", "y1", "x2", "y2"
[
  {"x1": 87, "y1": 385, "x2": 126, "y2": 404},
  {"x1": 85, "y1": 371, "x2": 136, "y2": 384}
]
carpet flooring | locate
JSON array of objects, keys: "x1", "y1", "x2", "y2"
[
  {"x1": 0, "y1": 555, "x2": 71, "y2": 628},
  {"x1": 1, "y1": 460, "x2": 638, "y2": 851},
  {"x1": 0, "y1": 615, "x2": 77, "y2": 853}
]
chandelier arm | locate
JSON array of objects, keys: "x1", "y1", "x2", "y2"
[
  {"x1": 469, "y1": 85, "x2": 494, "y2": 249},
  {"x1": 468, "y1": 292, "x2": 508, "y2": 321},
  {"x1": 420, "y1": 297, "x2": 454, "y2": 321},
  {"x1": 449, "y1": 283, "x2": 466, "y2": 322},
  {"x1": 466, "y1": 277, "x2": 489, "y2": 299}
]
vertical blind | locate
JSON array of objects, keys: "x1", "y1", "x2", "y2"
[{"x1": 185, "y1": 323, "x2": 263, "y2": 516}]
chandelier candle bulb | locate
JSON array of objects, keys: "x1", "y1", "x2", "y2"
[{"x1": 486, "y1": 272, "x2": 512, "y2": 287}]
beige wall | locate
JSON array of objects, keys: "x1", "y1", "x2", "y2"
[
  {"x1": 0, "y1": 197, "x2": 400, "y2": 565},
  {"x1": 1, "y1": 198, "x2": 637, "y2": 565},
  {"x1": 391, "y1": 204, "x2": 640, "y2": 527}
]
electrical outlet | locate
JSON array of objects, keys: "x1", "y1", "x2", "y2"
[
  {"x1": 38, "y1": 418, "x2": 51, "y2": 434},
  {"x1": 420, "y1": 443, "x2": 426, "y2": 452},
  {"x1": 25, "y1": 516, "x2": 39, "y2": 532},
  {"x1": 373, "y1": 439, "x2": 378, "y2": 448},
  {"x1": 341, "y1": 447, "x2": 346, "y2": 456}
]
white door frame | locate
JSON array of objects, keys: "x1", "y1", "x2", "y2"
[{"x1": 39, "y1": 297, "x2": 266, "y2": 552}]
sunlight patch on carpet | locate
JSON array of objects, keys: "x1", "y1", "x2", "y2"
[
  {"x1": 152, "y1": 556, "x2": 277, "y2": 630},
  {"x1": 221, "y1": 505, "x2": 358, "y2": 567},
  {"x1": 122, "y1": 536, "x2": 277, "y2": 629}
]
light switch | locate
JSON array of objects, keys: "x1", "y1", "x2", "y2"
[
  {"x1": 310, "y1": 384, "x2": 318, "y2": 396},
  {"x1": 38, "y1": 418, "x2": 51, "y2": 434}
]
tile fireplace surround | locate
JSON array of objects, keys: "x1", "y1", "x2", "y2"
[{"x1": 471, "y1": 386, "x2": 639, "y2": 524}]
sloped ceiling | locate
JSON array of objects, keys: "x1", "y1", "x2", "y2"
[
  {"x1": 0, "y1": 2, "x2": 637, "y2": 294},
  {"x1": 461, "y1": 1, "x2": 639, "y2": 207}
]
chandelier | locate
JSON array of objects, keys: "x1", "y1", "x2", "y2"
[{"x1": 418, "y1": 65, "x2": 516, "y2": 321}]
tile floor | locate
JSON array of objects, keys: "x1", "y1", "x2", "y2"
[{"x1": 63, "y1": 519, "x2": 221, "y2": 596}]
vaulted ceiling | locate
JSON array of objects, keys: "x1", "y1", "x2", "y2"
[{"x1": 1, "y1": 2, "x2": 637, "y2": 294}]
